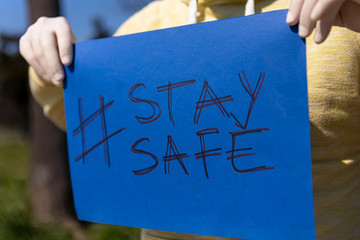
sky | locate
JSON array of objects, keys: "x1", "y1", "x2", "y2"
[{"x1": 0, "y1": 0, "x2": 151, "y2": 43}]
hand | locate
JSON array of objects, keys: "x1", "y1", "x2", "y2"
[
  {"x1": 19, "y1": 16, "x2": 74, "y2": 87},
  {"x1": 287, "y1": 0, "x2": 360, "y2": 43}
]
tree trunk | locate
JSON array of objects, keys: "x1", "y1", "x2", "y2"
[
  {"x1": 27, "y1": 1, "x2": 84, "y2": 239},
  {"x1": 28, "y1": 0, "x2": 60, "y2": 20}
]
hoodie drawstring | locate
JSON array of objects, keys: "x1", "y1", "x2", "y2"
[
  {"x1": 245, "y1": 0, "x2": 255, "y2": 16},
  {"x1": 188, "y1": 0, "x2": 198, "y2": 24},
  {"x1": 188, "y1": 0, "x2": 255, "y2": 24}
]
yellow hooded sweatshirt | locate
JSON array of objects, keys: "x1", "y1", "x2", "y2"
[{"x1": 30, "y1": 0, "x2": 360, "y2": 239}]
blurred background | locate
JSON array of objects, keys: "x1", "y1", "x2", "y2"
[{"x1": 0, "y1": 0, "x2": 152, "y2": 239}]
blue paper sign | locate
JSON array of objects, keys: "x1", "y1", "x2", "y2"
[{"x1": 64, "y1": 10, "x2": 315, "y2": 239}]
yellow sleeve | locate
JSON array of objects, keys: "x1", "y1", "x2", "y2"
[{"x1": 29, "y1": 67, "x2": 67, "y2": 131}]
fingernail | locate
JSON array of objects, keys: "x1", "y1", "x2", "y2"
[
  {"x1": 53, "y1": 73, "x2": 64, "y2": 84},
  {"x1": 286, "y1": 11, "x2": 295, "y2": 24},
  {"x1": 314, "y1": 32, "x2": 322, "y2": 44},
  {"x1": 53, "y1": 78, "x2": 63, "y2": 87},
  {"x1": 62, "y1": 55, "x2": 72, "y2": 65},
  {"x1": 298, "y1": 25, "x2": 307, "y2": 38}
]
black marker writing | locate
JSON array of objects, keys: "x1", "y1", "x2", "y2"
[
  {"x1": 131, "y1": 138, "x2": 159, "y2": 175},
  {"x1": 156, "y1": 79, "x2": 195, "y2": 127},
  {"x1": 227, "y1": 128, "x2": 274, "y2": 173},
  {"x1": 129, "y1": 83, "x2": 161, "y2": 124},
  {"x1": 73, "y1": 95, "x2": 125, "y2": 167},
  {"x1": 163, "y1": 135, "x2": 189, "y2": 175},
  {"x1": 230, "y1": 71, "x2": 265, "y2": 129},
  {"x1": 194, "y1": 80, "x2": 233, "y2": 124},
  {"x1": 195, "y1": 128, "x2": 222, "y2": 179}
]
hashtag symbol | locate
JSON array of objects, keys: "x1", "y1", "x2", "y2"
[{"x1": 72, "y1": 94, "x2": 125, "y2": 167}]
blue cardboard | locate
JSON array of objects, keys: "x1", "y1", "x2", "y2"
[{"x1": 64, "y1": 10, "x2": 315, "y2": 239}]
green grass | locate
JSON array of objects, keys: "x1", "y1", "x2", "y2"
[{"x1": 0, "y1": 137, "x2": 140, "y2": 240}]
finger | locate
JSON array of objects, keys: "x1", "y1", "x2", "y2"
[
  {"x1": 40, "y1": 31, "x2": 65, "y2": 86},
  {"x1": 53, "y1": 17, "x2": 73, "y2": 65},
  {"x1": 313, "y1": 20, "x2": 329, "y2": 43},
  {"x1": 29, "y1": 26, "x2": 53, "y2": 81},
  {"x1": 311, "y1": 0, "x2": 346, "y2": 21},
  {"x1": 19, "y1": 34, "x2": 47, "y2": 79},
  {"x1": 287, "y1": 0, "x2": 305, "y2": 25},
  {"x1": 313, "y1": 0, "x2": 344, "y2": 43},
  {"x1": 298, "y1": 0, "x2": 318, "y2": 37}
]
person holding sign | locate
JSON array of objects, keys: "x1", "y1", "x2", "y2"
[{"x1": 20, "y1": 0, "x2": 360, "y2": 239}]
